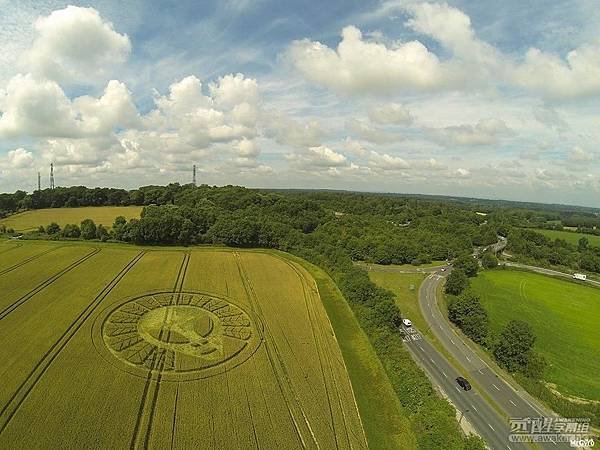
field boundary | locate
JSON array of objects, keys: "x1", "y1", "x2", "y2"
[
  {"x1": 0, "y1": 247, "x2": 101, "y2": 322},
  {"x1": 0, "y1": 250, "x2": 146, "y2": 435},
  {"x1": 278, "y1": 255, "x2": 367, "y2": 449}
]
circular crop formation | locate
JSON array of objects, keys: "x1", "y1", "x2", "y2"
[{"x1": 93, "y1": 291, "x2": 261, "y2": 381}]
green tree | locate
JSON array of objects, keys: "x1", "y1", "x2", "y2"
[
  {"x1": 62, "y1": 223, "x2": 81, "y2": 238},
  {"x1": 80, "y1": 219, "x2": 97, "y2": 240},
  {"x1": 447, "y1": 291, "x2": 489, "y2": 344},
  {"x1": 454, "y1": 254, "x2": 479, "y2": 277},
  {"x1": 578, "y1": 236, "x2": 589, "y2": 252},
  {"x1": 96, "y1": 224, "x2": 110, "y2": 241},
  {"x1": 481, "y1": 251, "x2": 498, "y2": 269},
  {"x1": 524, "y1": 351, "x2": 547, "y2": 379},
  {"x1": 445, "y1": 269, "x2": 470, "y2": 295},
  {"x1": 46, "y1": 222, "x2": 61, "y2": 234},
  {"x1": 493, "y1": 320, "x2": 536, "y2": 373},
  {"x1": 371, "y1": 299, "x2": 402, "y2": 329}
]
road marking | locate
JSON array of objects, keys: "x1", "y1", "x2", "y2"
[
  {"x1": 450, "y1": 338, "x2": 456, "y2": 345},
  {"x1": 430, "y1": 358, "x2": 435, "y2": 364},
  {"x1": 418, "y1": 345, "x2": 424, "y2": 351},
  {"x1": 507, "y1": 445, "x2": 512, "y2": 450},
  {"x1": 478, "y1": 369, "x2": 484, "y2": 375},
  {"x1": 471, "y1": 404, "x2": 478, "y2": 412},
  {"x1": 488, "y1": 423, "x2": 495, "y2": 431},
  {"x1": 455, "y1": 387, "x2": 461, "y2": 392},
  {"x1": 442, "y1": 371, "x2": 447, "y2": 378},
  {"x1": 465, "y1": 355, "x2": 471, "y2": 362},
  {"x1": 509, "y1": 400, "x2": 517, "y2": 407},
  {"x1": 492, "y1": 383, "x2": 500, "y2": 391}
]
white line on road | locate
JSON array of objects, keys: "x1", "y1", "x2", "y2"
[
  {"x1": 442, "y1": 371, "x2": 447, "y2": 378},
  {"x1": 455, "y1": 387, "x2": 461, "y2": 392},
  {"x1": 488, "y1": 423, "x2": 495, "y2": 431},
  {"x1": 471, "y1": 404, "x2": 478, "y2": 412},
  {"x1": 450, "y1": 338, "x2": 456, "y2": 345},
  {"x1": 492, "y1": 383, "x2": 500, "y2": 391},
  {"x1": 478, "y1": 369, "x2": 484, "y2": 375},
  {"x1": 509, "y1": 400, "x2": 517, "y2": 407},
  {"x1": 418, "y1": 345, "x2": 424, "y2": 351},
  {"x1": 465, "y1": 355, "x2": 471, "y2": 362},
  {"x1": 430, "y1": 358, "x2": 435, "y2": 364}
]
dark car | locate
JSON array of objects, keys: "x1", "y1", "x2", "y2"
[{"x1": 456, "y1": 376, "x2": 471, "y2": 391}]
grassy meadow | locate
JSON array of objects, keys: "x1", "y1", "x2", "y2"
[
  {"x1": 367, "y1": 270, "x2": 428, "y2": 332},
  {"x1": 0, "y1": 206, "x2": 142, "y2": 232},
  {"x1": 0, "y1": 241, "x2": 368, "y2": 449},
  {"x1": 534, "y1": 228, "x2": 600, "y2": 247},
  {"x1": 471, "y1": 269, "x2": 600, "y2": 401}
]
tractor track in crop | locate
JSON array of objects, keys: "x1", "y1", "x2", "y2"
[
  {"x1": 234, "y1": 252, "x2": 316, "y2": 449},
  {"x1": 0, "y1": 247, "x2": 101, "y2": 322},
  {"x1": 130, "y1": 251, "x2": 190, "y2": 450},
  {"x1": 0, "y1": 250, "x2": 146, "y2": 435},
  {"x1": 0, "y1": 246, "x2": 63, "y2": 277}
]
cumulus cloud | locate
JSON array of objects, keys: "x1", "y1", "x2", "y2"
[
  {"x1": 263, "y1": 112, "x2": 325, "y2": 147},
  {"x1": 145, "y1": 74, "x2": 258, "y2": 148},
  {"x1": 286, "y1": 25, "x2": 461, "y2": 94},
  {"x1": 367, "y1": 150, "x2": 410, "y2": 170},
  {"x1": 368, "y1": 103, "x2": 413, "y2": 125},
  {"x1": 429, "y1": 118, "x2": 513, "y2": 146},
  {"x1": 6, "y1": 148, "x2": 35, "y2": 168},
  {"x1": 568, "y1": 146, "x2": 594, "y2": 163},
  {"x1": 287, "y1": 145, "x2": 348, "y2": 169},
  {"x1": 0, "y1": 74, "x2": 139, "y2": 139},
  {"x1": 25, "y1": 6, "x2": 131, "y2": 84},
  {"x1": 287, "y1": 2, "x2": 600, "y2": 100},
  {"x1": 345, "y1": 118, "x2": 405, "y2": 144}
]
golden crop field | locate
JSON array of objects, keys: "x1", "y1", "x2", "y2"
[
  {"x1": 0, "y1": 240, "x2": 366, "y2": 449},
  {"x1": 0, "y1": 206, "x2": 142, "y2": 231}
]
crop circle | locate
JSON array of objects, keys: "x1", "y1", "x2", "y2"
[{"x1": 93, "y1": 291, "x2": 261, "y2": 381}]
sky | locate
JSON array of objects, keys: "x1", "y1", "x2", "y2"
[{"x1": 1, "y1": 0, "x2": 600, "y2": 207}]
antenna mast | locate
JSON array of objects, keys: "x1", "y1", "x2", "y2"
[
  {"x1": 193, "y1": 164, "x2": 197, "y2": 186},
  {"x1": 50, "y1": 163, "x2": 55, "y2": 189}
]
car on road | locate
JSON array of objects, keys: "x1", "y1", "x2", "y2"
[
  {"x1": 456, "y1": 376, "x2": 472, "y2": 391},
  {"x1": 402, "y1": 318, "x2": 412, "y2": 327},
  {"x1": 440, "y1": 267, "x2": 446, "y2": 272}
]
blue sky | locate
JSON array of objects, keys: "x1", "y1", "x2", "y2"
[{"x1": 1, "y1": 0, "x2": 600, "y2": 206}]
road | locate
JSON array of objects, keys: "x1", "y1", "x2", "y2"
[
  {"x1": 503, "y1": 260, "x2": 600, "y2": 288},
  {"x1": 412, "y1": 272, "x2": 572, "y2": 449}
]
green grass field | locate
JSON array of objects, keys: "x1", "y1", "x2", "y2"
[
  {"x1": 471, "y1": 270, "x2": 600, "y2": 401},
  {"x1": 367, "y1": 271, "x2": 428, "y2": 332},
  {"x1": 0, "y1": 206, "x2": 142, "y2": 232},
  {"x1": 534, "y1": 228, "x2": 600, "y2": 247},
  {"x1": 0, "y1": 241, "x2": 369, "y2": 449}
]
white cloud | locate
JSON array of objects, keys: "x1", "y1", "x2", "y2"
[
  {"x1": 25, "y1": 6, "x2": 131, "y2": 84},
  {"x1": 264, "y1": 112, "x2": 325, "y2": 147},
  {"x1": 288, "y1": 145, "x2": 348, "y2": 169},
  {"x1": 236, "y1": 138, "x2": 260, "y2": 157},
  {"x1": 568, "y1": 146, "x2": 594, "y2": 163},
  {"x1": 0, "y1": 74, "x2": 79, "y2": 138},
  {"x1": 532, "y1": 105, "x2": 570, "y2": 133},
  {"x1": 346, "y1": 118, "x2": 405, "y2": 143},
  {"x1": 286, "y1": 25, "x2": 461, "y2": 94},
  {"x1": 429, "y1": 118, "x2": 513, "y2": 146},
  {"x1": 6, "y1": 148, "x2": 35, "y2": 168},
  {"x1": 0, "y1": 74, "x2": 139, "y2": 139},
  {"x1": 368, "y1": 103, "x2": 413, "y2": 125},
  {"x1": 367, "y1": 150, "x2": 410, "y2": 170}
]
